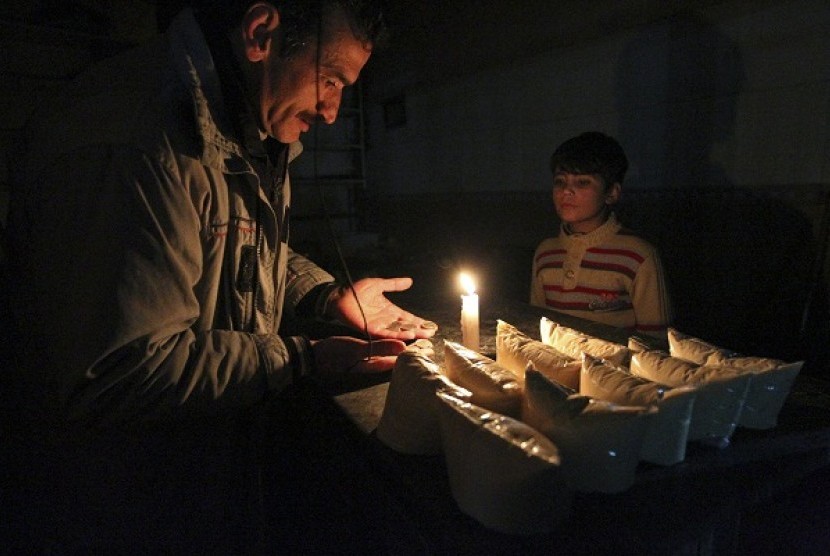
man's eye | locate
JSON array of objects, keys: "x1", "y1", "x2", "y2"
[{"x1": 322, "y1": 76, "x2": 343, "y2": 90}]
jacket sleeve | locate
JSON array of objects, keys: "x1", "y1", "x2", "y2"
[
  {"x1": 8, "y1": 146, "x2": 309, "y2": 424},
  {"x1": 285, "y1": 250, "x2": 336, "y2": 311}
]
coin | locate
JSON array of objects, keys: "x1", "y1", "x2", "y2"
[{"x1": 419, "y1": 321, "x2": 438, "y2": 330}]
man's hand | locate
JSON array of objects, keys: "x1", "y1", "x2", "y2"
[
  {"x1": 326, "y1": 277, "x2": 438, "y2": 340},
  {"x1": 311, "y1": 336, "x2": 407, "y2": 374}
]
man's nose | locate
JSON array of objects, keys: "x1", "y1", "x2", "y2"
[{"x1": 316, "y1": 93, "x2": 341, "y2": 124}]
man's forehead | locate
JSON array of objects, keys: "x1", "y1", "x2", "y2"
[
  {"x1": 318, "y1": 3, "x2": 363, "y2": 45},
  {"x1": 316, "y1": 26, "x2": 372, "y2": 85}
]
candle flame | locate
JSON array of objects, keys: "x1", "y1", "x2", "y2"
[{"x1": 459, "y1": 272, "x2": 476, "y2": 295}]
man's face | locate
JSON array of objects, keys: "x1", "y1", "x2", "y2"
[{"x1": 257, "y1": 9, "x2": 372, "y2": 143}]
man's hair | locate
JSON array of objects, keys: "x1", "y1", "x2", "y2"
[
  {"x1": 549, "y1": 131, "x2": 628, "y2": 188},
  {"x1": 197, "y1": 0, "x2": 389, "y2": 55}
]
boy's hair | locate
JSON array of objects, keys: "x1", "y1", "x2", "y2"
[
  {"x1": 198, "y1": 0, "x2": 389, "y2": 55},
  {"x1": 549, "y1": 132, "x2": 628, "y2": 189}
]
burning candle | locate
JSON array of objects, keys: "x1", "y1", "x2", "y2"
[{"x1": 459, "y1": 272, "x2": 479, "y2": 350}]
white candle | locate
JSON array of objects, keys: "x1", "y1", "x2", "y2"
[{"x1": 459, "y1": 272, "x2": 479, "y2": 350}]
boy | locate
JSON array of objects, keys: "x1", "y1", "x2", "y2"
[{"x1": 530, "y1": 132, "x2": 672, "y2": 338}]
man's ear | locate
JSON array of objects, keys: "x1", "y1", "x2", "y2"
[
  {"x1": 241, "y1": 2, "x2": 280, "y2": 62},
  {"x1": 605, "y1": 182, "x2": 621, "y2": 204}
]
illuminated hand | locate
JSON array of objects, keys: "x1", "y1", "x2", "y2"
[
  {"x1": 327, "y1": 277, "x2": 438, "y2": 340},
  {"x1": 311, "y1": 336, "x2": 406, "y2": 374}
]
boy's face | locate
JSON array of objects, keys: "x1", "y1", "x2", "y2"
[{"x1": 552, "y1": 171, "x2": 620, "y2": 233}]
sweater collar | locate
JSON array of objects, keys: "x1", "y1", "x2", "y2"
[{"x1": 560, "y1": 212, "x2": 622, "y2": 246}]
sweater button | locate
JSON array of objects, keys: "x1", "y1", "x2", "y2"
[{"x1": 565, "y1": 270, "x2": 575, "y2": 279}]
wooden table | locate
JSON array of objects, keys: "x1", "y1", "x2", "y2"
[
  {"x1": 8, "y1": 299, "x2": 829, "y2": 554},
  {"x1": 255, "y1": 298, "x2": 830, "y2": 554}
]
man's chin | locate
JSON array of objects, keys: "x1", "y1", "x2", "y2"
[{"x1": 272, "y1": 130, "x2": 301, "y2": 144}]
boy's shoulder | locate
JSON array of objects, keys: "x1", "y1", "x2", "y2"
[
  {"x1": 532, "y1": 236, "x2": 565, "y2": 261},
  {"x1": 616, "y1": 224, "x2": 645, "y2": 238},
  {"x1": 613, "y1": 225, "x2": 660, "y2": 253},
  {"x1": 534, "y1": 234, "x2": 564, "y2": 249}
]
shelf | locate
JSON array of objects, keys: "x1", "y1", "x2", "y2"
[{"x1": 291, "y1": 80, "x2": 368, "y2": 241}]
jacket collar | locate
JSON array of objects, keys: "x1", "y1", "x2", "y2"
[{"x1": 167, "y1": 9, "x2": 303, "y2": 171}]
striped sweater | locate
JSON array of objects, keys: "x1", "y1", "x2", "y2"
[{"x1": 530, "y1": 213, "x2": 672, "y2": 337}]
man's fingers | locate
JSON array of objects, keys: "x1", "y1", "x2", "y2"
[
  {"x1": 365, "y1": 338, "x2": 406, "y2": 356},
  {"x1": 352, "y1": 355, "x2": 399, "y2": 373},
  {"x1": 381, "y1": 276, "x2": 413, "y2": 293},
  {"x1": 346, "y1": 339, "x2": 405, "y2": 373}
]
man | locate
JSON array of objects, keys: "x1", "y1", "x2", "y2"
[{"x1": 5, "y1": 0, "x2": 435, "y2": 424}]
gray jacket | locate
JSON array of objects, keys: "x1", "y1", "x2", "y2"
[{"x1": 6, "y1": 9, "x2": 333, "y2": 422}]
